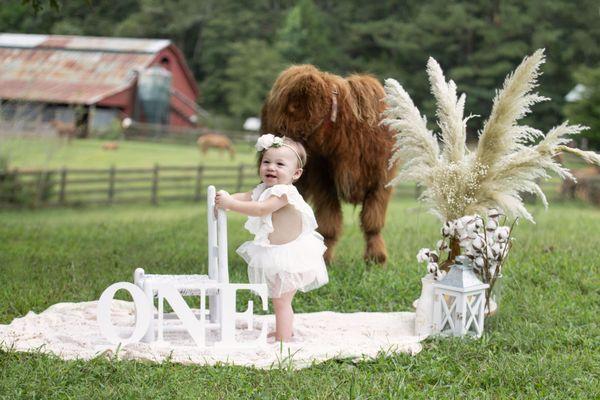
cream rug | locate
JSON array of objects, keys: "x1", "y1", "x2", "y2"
[{"x1": 0, "y1": 301, "x2": 424, "y2": 369}]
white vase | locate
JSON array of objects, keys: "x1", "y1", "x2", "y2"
[
  {"x1": 414, "y1": 273, "x2": 436, "y2": 337},
  {"x1": 486, "y1": 274, "x2": 502, "y2": 316}
]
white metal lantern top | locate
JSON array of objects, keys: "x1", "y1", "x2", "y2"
[{"x1": 434, "y1": 255, "x2": 489, "y2": 292}]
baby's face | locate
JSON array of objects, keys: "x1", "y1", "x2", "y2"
[{"x1": 259, "y1": 146, "x2": 302, "y2": 186}]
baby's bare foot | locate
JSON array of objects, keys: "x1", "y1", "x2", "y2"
[
  {"x1": 273, "y1": 336, "x2": 295, "y2": 343},
  {"x1": 267, "y1": 332, "x2": 295, "y2": 343}
]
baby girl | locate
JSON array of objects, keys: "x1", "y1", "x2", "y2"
[{"x1": 215, "y1": 134, "x2": 328, "y2": 342}]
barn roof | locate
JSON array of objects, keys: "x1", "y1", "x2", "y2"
[{"x1": 0, "y1": 33, "x2": 197, "y2": 105}]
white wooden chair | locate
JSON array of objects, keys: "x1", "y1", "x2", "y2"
[{"x1": 133, "y1": 185, "x2": 266, "y2": 346}]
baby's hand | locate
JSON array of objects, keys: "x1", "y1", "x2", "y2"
[{"x1": 215, "y1": 190, "x2": 232, "y2": 211}]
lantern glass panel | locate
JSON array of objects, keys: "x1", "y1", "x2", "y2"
[
  {"x1": 440, "y1": 293, "x2": 457, "y2": 332},
  {"x1": 465, "y1": 293, "x2": 483, "y2": 335}
]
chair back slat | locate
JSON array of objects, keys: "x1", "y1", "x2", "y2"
[
  {"x1": 217, "y1": 209, "x2": 229, "y2": 283},
  {"x1": 207, "y1": 186, "x2": 218, "y2": 281}
]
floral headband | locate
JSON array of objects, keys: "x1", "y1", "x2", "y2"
[{"x1": 255, "y1": 134, "x2": 304, "y2": 168}]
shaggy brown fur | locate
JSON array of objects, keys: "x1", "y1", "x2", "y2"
[
  {"x1": 197, "y1": 133, "x2": 235, "y2": 160},
  {"x1": 261, "y1": 64, "x2": 396, "y2": 264}
]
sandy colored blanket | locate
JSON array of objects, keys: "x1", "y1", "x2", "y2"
[{"x1": 0, "y1": 301, "x2": 423, "y2": 369}]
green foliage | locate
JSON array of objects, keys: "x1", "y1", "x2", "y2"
[
  {"x1": 0, "y1": 200, "x2": 599, "y2": 397},
  {"x1": 1, "y1": 0, "x2": 600, "y2": 134},
  {"x1": 0, "y1": 136, "x2": 56, "y2": 207},
  {"x1": 276, "y1": 0, "x2": 342, "y2": 70},
  {"x1": 564, "y1": 66, "x2": 600, "y2": 149},
  {"x1": 21, "y1": 0, "x2": 61, "y2": 14},
  {"x1": 223, "y1": 40, "x2": 286, "y2": 118},
  {"x1": 0, "y1": 167, "x2": 55, "y2": 208},
  {"x1": 196, "y1": 2, "x2": 289, "y2": 113}
]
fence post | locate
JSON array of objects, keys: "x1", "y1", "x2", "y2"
[
  {"x1": 236, "y1": 164, "x2": 244, "y2": 192},
  {"x1": 151, "y1": 164, "x2": 159, "y2": 205},
  {"x1": 12, "y1": 168, "x2": 19, "y2": 204},
  {"x1": 59, "y1": 167, "x2": 67, "y2": 205},
  {"x1": 33, "y1": 170, "x2": 52, "y2": 207},
  {"x1": 108, "y1": 165, "x2": 116, "y2": 204},
  {"x1": 194, "y1": 165, "x2": 204, "y2": 202},
  {"x1": 35, "y1": 170, "x2": 44, "y2": 207}
]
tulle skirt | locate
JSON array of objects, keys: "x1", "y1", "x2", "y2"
[{"x1": 236, "y1": 232, "x2": 329, "y2": 298}]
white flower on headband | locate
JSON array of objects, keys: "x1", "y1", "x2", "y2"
[{"x1": 255, "y1": 134, "x2": 284, "y2": 151}]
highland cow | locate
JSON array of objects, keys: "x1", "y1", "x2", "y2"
[{"x1": 261, "y1": 65, "x2": 396, "y2": 264}]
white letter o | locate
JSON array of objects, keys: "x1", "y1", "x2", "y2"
[{"x1": 97, "y1": 282, "x2": 152, "y2": 345}]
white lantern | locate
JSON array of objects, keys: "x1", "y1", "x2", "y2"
[{"x1": 432, "y1": 255, "x2": 489, "y2": 338}]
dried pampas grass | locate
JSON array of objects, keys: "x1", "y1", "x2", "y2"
[{"x1": 383, "y1": 49, "x2": 597, "y2": 222}]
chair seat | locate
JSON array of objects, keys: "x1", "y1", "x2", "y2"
[{"x1": 138, "y1": 274, "x2": 219, "y2": 296}]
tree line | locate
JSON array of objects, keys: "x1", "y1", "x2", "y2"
[{"x1": 5, "y1": 0, "x2": 600, "y2": 146}]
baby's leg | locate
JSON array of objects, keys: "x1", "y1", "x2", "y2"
[{"x1": 271, "y1": 290, "x2": 296, "y2": 342}]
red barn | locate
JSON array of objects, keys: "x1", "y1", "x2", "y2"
[{"x1": 0, "y1": 33, "x2": 201, "y2": 133}]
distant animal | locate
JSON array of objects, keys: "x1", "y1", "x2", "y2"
[
  {"x1": 197, "y1": 133, "x2": 235, "y2": 160},
  {"x1": 561, "y1": 166, "x2": 600, "y2": 205},
  {"x1": 580, "y1": 175, "x2": 600, "y2": 206},
  {"x1": 102, "y1": 141, "x2": 119, "y2": 151},
  {"x1": 260, "y1": 64, "x2": 397, "y2": 264},
  {"x1": 51, "y1": 120, "x2": 77, "y2": 142}
]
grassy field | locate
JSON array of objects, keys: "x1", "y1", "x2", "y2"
[
  {"x1": 1, "y1": 198, "x2": 598, "y2": 398},
  {"x1": 2, "y1": 137, "x2": 590, "y2": 171},
  {"x1": 1, "y1": 137, "x2": 258, "y2": 169}
]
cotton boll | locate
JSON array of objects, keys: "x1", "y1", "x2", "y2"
[
  {"x1": 494, "y1": 226, "x2": 510, "y2": 242},
  {"x1": 474, "y1": 257, "x2": 485, "y2": 269},
  {"x1": 472, "y1": 236, "x2": 485, "y2": 251},
  {"x1": 490, "y1": 243, "x2": 502, "y2": 258},
  {"x1": 486, "y1": 219, "x2": 498, "y2": 231},
  {"x1": 488, "y1": 208, "x2": 501, "y2": 219},
  {"x1": 462, "y1": 246, "x2": 475, "y2": 257},
  {"x1": 459, "y1": 231, "x2": 471, "y2": 241},
  {"x1": 460, "y1": 238, "x2": 473, "y2": 249},
  {"x1": 486, "y1": 229, "x2": 496, "y2": 244},
  {"x1": 496, "y1": 242, "x2": 507, "y2": 258},
  {"x1": 417, "y1": 248, "x2": 430, "y2": 263},
  {"x1": 427, "y1": 262, "x2": 439, "y2": 274},
  {"x1": 453, "y1": 219, "x2": 464, "y2": 233},
  {"x1": 441, "y1": 222, "x2": 453, "y2": 237},
  {"x1": 436, "y1": 240, "x2": 448, "y2": 251},
  {"x1": 458, "y1": 216, "x2": 469, "y2": 225},
  {"x1": 474, "y1": 217, "x2": 484, "y2": 229},
  {"x1": 463, "y1": 215, "x2": 479, "y2": 233},
  {"x1": 459, "y1": 215, "x2": 476, "y2": 227},
  {"x1": 429, "y1": 251, "x2": 439, "y2": 263}
]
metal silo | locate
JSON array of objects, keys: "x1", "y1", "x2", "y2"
[{"x1": 137, "y1": 66, "x2": 172, "y2": 125}]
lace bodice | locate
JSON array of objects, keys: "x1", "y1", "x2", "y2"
[{"x1": 243, "y1": 183, "x2": 318, "y2": 246}]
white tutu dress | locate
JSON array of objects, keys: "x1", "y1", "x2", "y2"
[{"x1": 236, "y1": 183, "x2": 329, "y2": 298}]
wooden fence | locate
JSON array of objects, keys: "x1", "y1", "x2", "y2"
[
  {"x1": 0, "y1": 164, "x2": 564, "y2": 208},
  {"x1": 0, "y1": 164, "x2": 260, "y2": 208}
]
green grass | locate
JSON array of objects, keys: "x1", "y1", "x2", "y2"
[
  {"x1": 1, "y1": 138, "x2": 258, "y2": 169},
  {"x1": 1, "y1": 198, "x2": 598, "y2": 398}
]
